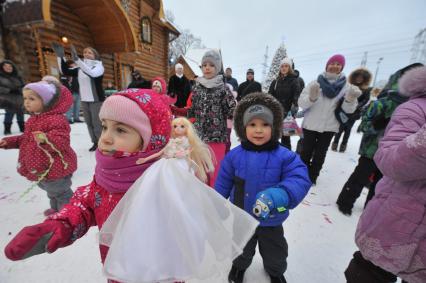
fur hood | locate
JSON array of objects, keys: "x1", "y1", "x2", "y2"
[
  {"x1": 234, "y1": 92, "x2": 283, "y2": 142},
  {"x1": 349, "y1": 68, "x2": 372, "y2": 90},
  {"x1": 399, "y1": 66, "x2": 426, "y2": 98}
]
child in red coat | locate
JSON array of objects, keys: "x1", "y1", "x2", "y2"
[
  {"x1": 4, "y1": 89, "x2": 172, "y2": 282},
  {"x1": 0, "y1": 81, "x2": 77, "y2": 216}
]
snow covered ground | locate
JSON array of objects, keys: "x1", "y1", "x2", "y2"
[{"x1": 0, "y1": 115, "x2": 394, "y2": 283}]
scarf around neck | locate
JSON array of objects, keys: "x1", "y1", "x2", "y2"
[
  {"x1": 94, "y1": 149, "x2": 159, "y2": 193},
  {"x1": 317, "y1": 72, "x2": 347, "y2": 99},
  {"x1": 197, "y1": 74, "x2": 224, "y2": 89}
]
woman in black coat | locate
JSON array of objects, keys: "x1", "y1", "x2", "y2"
[
  {"x1": 0, "y1": 60, "x2": 25, "y2": 135},
  {"x1": 268, "y1": 58, "x2": 301, "y2": 150}
]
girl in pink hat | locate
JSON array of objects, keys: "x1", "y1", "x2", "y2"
[{"x1": 0, "y1": 80, "x2": 77, "y2": 216}]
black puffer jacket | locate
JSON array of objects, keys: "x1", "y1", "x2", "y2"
[
  {"x1": 168, "y1": 74, "x2": 191, "y2": 107},
  {"x1": 268, "y1": 73, "x2": 301, "y2": 113},
  {"x1": 0, "y1": 60, "x2": 24, "y2": 111},
  {"x1": 237, "y1": 80, "x2": 262, "y2": 101}
]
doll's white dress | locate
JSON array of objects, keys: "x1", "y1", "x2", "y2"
[{"x1": 99, "y1": 137, "x2": 258, "y2": 283}]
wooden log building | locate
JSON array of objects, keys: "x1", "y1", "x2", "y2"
[{"x1": 1, "y1": 0, "x2": 179, "y2": 89}]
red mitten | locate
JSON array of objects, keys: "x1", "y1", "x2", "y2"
[{"x1": 4, "y1": 220, "x2": 73, "y2": 261}]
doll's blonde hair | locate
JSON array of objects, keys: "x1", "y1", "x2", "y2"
[{"x1": 171, "y1": 117, "x2": 215, "y2": 182}]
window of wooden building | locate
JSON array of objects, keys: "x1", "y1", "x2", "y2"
[{"x1": 141, "y1": 16, "x2": 152, "y2": 44}]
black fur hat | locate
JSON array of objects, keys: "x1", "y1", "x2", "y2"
[{"x1": 234, "y1": 92, "x2": 284, "y2": 142}]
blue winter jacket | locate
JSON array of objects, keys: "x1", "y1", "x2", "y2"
[{"x1": 215, "y1": 145, "x2": 311, "y2": 226}]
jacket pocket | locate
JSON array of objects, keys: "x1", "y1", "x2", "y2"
[{"x1": 233, "y1": 176, "x2": 245, "y2": 209}]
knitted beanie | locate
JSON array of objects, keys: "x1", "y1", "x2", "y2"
[
  {"x1": 99, "y1": 89, "x2": 172, "y2": 151},
  {"x1": 201, "y1": 49, "x2": 222, "y2": 75},
  {"x1": 24, "y1": 81, "x2": 57, "y2": 105},
  {"x1": 280, "y1": 57, "x2": 293, "y2": 67},
  {"x1": 326, "y1": 54, "x2": 345, "y2": 70}
]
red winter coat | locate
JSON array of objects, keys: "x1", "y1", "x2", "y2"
[
  {"x1": 50, "y1": 179, "x2": 185, "y2": 283},
  {"x1": 48, "y1": 179, "x2": 123, "y2": 264},
  {"x1": 3, "y1": 85, "x2": 77, "y2": 181}
]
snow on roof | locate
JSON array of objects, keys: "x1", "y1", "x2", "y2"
[{"x1": 182, "y1": 48, "x2": 221, "y2": 76}]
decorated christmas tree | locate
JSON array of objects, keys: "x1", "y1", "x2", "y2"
[{"x1": 262, "y1": 43, "x2": 288, "y2": 92}]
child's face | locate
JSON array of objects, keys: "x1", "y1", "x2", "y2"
[
  {"x1": 172, "y1": 121, "x2": 187, "y2": 137},
  {"x1": 98, "y1": 119, "x2": 143, "y2": 155},
  {"x1": 202, "y1": 62, "x2": 216, "y2": 79},
  {"x1": 23, "y1": 89, "x2": 44, "y2": 113},
  {"x1": 245, "y1": 118, "x2": 272, "y2": 146}
]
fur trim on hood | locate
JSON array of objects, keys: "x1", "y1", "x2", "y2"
[
  {"x1": 234, "y1": 92, "x2": 283, "y2": 142},
  {"x1": 398, "y1": 66, "x2": 426, "y2": 98},
  {"x1": 151, "y1": 76, "x2": 167, "y2": 95},
  {"x1": 349, "y1": 68, "x2": 372, "y2": 90}
]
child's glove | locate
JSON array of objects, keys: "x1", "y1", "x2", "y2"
[
  {"x1": 70, "y1": 44, "x2": 79, "y2": 62},
  {"x1": 345, "y1": 84, "x2": 362, "y2": 103},
  {"x1": 309, "y1": 82, "x2": 321, "y2": 102},
  {"x1": 4, "y1": 220, "x2": 73, "y2": 261},
  {"x1": 252, "y1": 188, "x2": 289, "y2": 220},
  {"x1": 51, "y1": 42, "x2": 65, "y2": 58}
]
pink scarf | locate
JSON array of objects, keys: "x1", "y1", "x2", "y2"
[{"x1": 95, "y1": 149, "x2": 159, "y2": 193}]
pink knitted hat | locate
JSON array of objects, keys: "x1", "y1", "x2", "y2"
[
  {"x1": 99, "y1": 89, "x2": 172, "y2": 151},
  {"x1": 24, "y1": 81, "x2": 56, "y2": 105},
  {"x1": 326, "y1": 54, "x2": 345, "y2": 70}
]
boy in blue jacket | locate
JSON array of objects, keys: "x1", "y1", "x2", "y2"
[{"x1": 215, "y1": 92, "x2": 311, "y2": 283}]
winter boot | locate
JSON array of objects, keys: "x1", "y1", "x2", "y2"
[
  {"x1": 18, "y1": 121, "x2": 25, "y2": 133},
  {"x1": 89, "y1": 143, "x2": 98, "y2": 152},
  {"x1": 339, "y1": 143, "x2": 347, "y2": 153},
  {"x1": 336, "y1": 201, "x2": 352, "y2": 216},
  {"x1": 331, "y1": 142, "x2": 338, "y2": 151},
  {"x1": 3, "y1": 122, "x2": 12, "y2": 135},
  {"x1": 228, "y1": 266, "x2": 246, "y2": 283},
  {"x1": 270, "y1": 275, "x2": 287, "y2": 283}
]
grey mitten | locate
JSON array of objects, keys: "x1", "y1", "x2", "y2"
[
  {"x1": 51, "y1": 42, "x2": 65, "y2": 58},
  {"x1": 70, "y1": 44, "x2": 79, "y2": 61}
]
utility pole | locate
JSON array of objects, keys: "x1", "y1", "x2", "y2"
[
  {"x1": 373, "y1": 57, "x2": 383, "y2": 87},
  {"x1": 261, "y1": 45, "x2": 269, "y2": 82},
  {"x1": 410, "y1": 28, "x2": 426, "y2": 64},
  {"x1": 360, "y1": 51, "x2": 368, "y2": 67}
]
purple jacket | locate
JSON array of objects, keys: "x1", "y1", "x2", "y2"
[{"x1": 355, "y1": 87, "x2": 426, "y2": 283}]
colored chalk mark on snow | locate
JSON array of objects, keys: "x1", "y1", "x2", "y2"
[
  {"x1": 303, "y1": 200, "x2": 331, "y2": 207},
  {"x1": 0, "y1": 192, "x2": 16, "y2": 201},
  {"x1": 322, "y1": 213, "x2": 333, "y2": 224}
]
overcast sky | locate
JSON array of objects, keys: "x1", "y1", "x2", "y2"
[{"x1": 163, "y1": 0, "x2": 426, "y2": 85}]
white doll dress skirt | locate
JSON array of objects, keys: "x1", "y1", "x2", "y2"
[{"x1": 99, "y1": 158, "x2": 258, "y2": 283}]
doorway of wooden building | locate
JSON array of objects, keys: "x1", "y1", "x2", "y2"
[{"x1": 45, "y1": 53, "x2": 61, "y2": 78}]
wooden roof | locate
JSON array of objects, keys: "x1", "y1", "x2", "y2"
[{"x1": 3, "y1": 0, "x2": 138, "y2": 53}]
